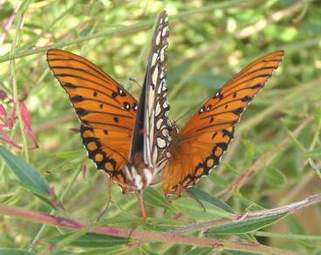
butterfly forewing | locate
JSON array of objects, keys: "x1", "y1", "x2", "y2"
[
  {"x1": 47, "y1": 49, "x2": 138, "y2": 192},
  {"x1": 162, "y1": 50, "x2": 284, "y2": 195}
]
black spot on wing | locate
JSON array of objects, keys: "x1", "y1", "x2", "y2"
[
  {"x1": 241, "y1": 96, "x2": 252, "y2": 102},
  {"x1": 216, "y1": 142, "x2": 228, "y2": 151},
  {"x1": 251, "y1": 83, "x2": 263, "y2": 90},
  {"x1": 64, "y1": 83, "x2": 77, "y2": 89},
  {"x1": 222, "y1": 128, "x2": 234, "y2": 139},
  {"x1": 76, "y1": 108, "x2": 88, "y2": 116},
  {"x1": 71, "y1": 95, "x2": 84, "y2": 103},
  {"x1": 233, "y1": 107, "x2": 244, "y2": 115}
]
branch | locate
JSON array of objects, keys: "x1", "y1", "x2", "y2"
[
  {"x1": 0, "y1": 204, "x2": 298, "y2": 255},
  {"x1": 173, "y1": 193, "x2": 321, "y2": 235}
]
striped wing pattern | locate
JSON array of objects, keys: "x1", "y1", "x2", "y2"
[
  {"x1": 144, "y1": 11, "x2": 172, "y2": 174},
  {"x1": 162, "y1": 50, "x2": 284, "y2": 195},
  {"x1": 47, "y1": 49, "x2": 138, "y2": 192}
]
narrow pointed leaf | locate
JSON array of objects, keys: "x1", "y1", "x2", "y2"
[
  {"x1": 0, "y1": 145, "x2": 50, "y2": 200},
  {"x1": 51, "y1": 233, "x2": 127, "y2": 247},
  {"x1": 188, "y1": 187, "x2": 234, "y2": 213},
  {"x1": 207, "y1": 213, "x2": 286, "y2": 235}
]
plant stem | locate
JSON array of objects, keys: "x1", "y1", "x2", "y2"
[{"x1": 0, "y1": 203, "x2": 299, "y2": 255}]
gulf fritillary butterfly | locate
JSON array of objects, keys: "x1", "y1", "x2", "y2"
[{"x1": 47, "y1": 10, "x2": 284, "y2": 218}]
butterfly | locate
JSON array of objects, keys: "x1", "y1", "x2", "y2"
[
  {"x1": 47, "y1": 10, "x2": 284, "y2": 217},
  {"x1": 47, "y1": 11, "x2": 172, "y2": 218}
]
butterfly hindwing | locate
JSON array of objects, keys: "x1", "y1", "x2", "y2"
[
  {"x1": 162, "y1": 50, "x2": 284, "y2": 195},
  {"x1": 47, "y1": 49, "x2": 138, "y2": 192}
]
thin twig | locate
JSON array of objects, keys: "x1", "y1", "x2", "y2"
[{"x1": 0, "y1": 203, "x2": 298, "y2": 255}]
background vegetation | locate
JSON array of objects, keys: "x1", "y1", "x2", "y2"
[{"x1": 0, "y1": 0, "x2": 321, "y2": 254}]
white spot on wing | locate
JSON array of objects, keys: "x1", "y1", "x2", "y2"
[
  {"x1": 157, "y1": 137, "x2": 166, "y2": 149},
  {"x1": 161, "y1": 80, "x2": 167, "y2": 91},
  {"x1": 160, "y1": 69, "x2": 165, "y2": 79},
  {"x1": 155, "y1": 102, "x2": 161, "y2": 116},
  {"x1": 152, "y1": 66, "x2": 158, "y2": 87},
  {"x1": 163, "y1": 101, "x2": 168, "y2": 108},
  {"x1": 162, "y1": 27, "x2": 168, "y2": 37},
  {"x1": 162, "y1": 128, "x2": 168, "y2": 137},
  {"x1": 160, "y1": 46, "x2": 166, "y2": 62},
  {"x1": 156, "y1": 118, "x2": 163, "y2": 129},
  {"x1": 156, "y1": 31, "x2": 161, "y2": 46},
  {"x1": 152, "y1": 53, "x2": 158, "y2": 66}
]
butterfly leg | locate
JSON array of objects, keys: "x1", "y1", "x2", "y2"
[{"x1": 137, "y1": 190, "x2": 147, "y2": 219}]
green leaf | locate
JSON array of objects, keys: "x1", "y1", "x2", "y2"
[
  {"x1": 51, "y1": 233, "x2": 127, "y2": 248},
  {"x1": 188, "y1": 187, "x2": 234, "y2": 213},
  {"x1": 0, "y1": 248, "x2": 34, "y2": 255},
  {"x1": 144, "y1": 188, "x2": 171, "y2": 210},
  {"x1": 185, "y1": 247, "x2": 213, "y2": 255},
  {"x1": 77, "y1": 247, "x2": 127, "y2": 255},
  {"x1": 207, "y1": 213, "x2": 286, "y2": 235},
  {"x1": 0, "y1": 146, "x2": 50, "y2": 200},
  {"x1": 173, "y1": 197, "x2": 226, "y2": 220}
]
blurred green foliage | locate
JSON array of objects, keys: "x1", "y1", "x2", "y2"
[{"x1": 0, "y1": 0, "x2": 321, "y2": 254}]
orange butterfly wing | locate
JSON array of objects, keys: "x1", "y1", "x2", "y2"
[
  {"x1": 47, "y1": 49, "x2": 138, "y2": 192},
  {"x1": 162, "y1": 50, "x2": 284, "y2": 195}
]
